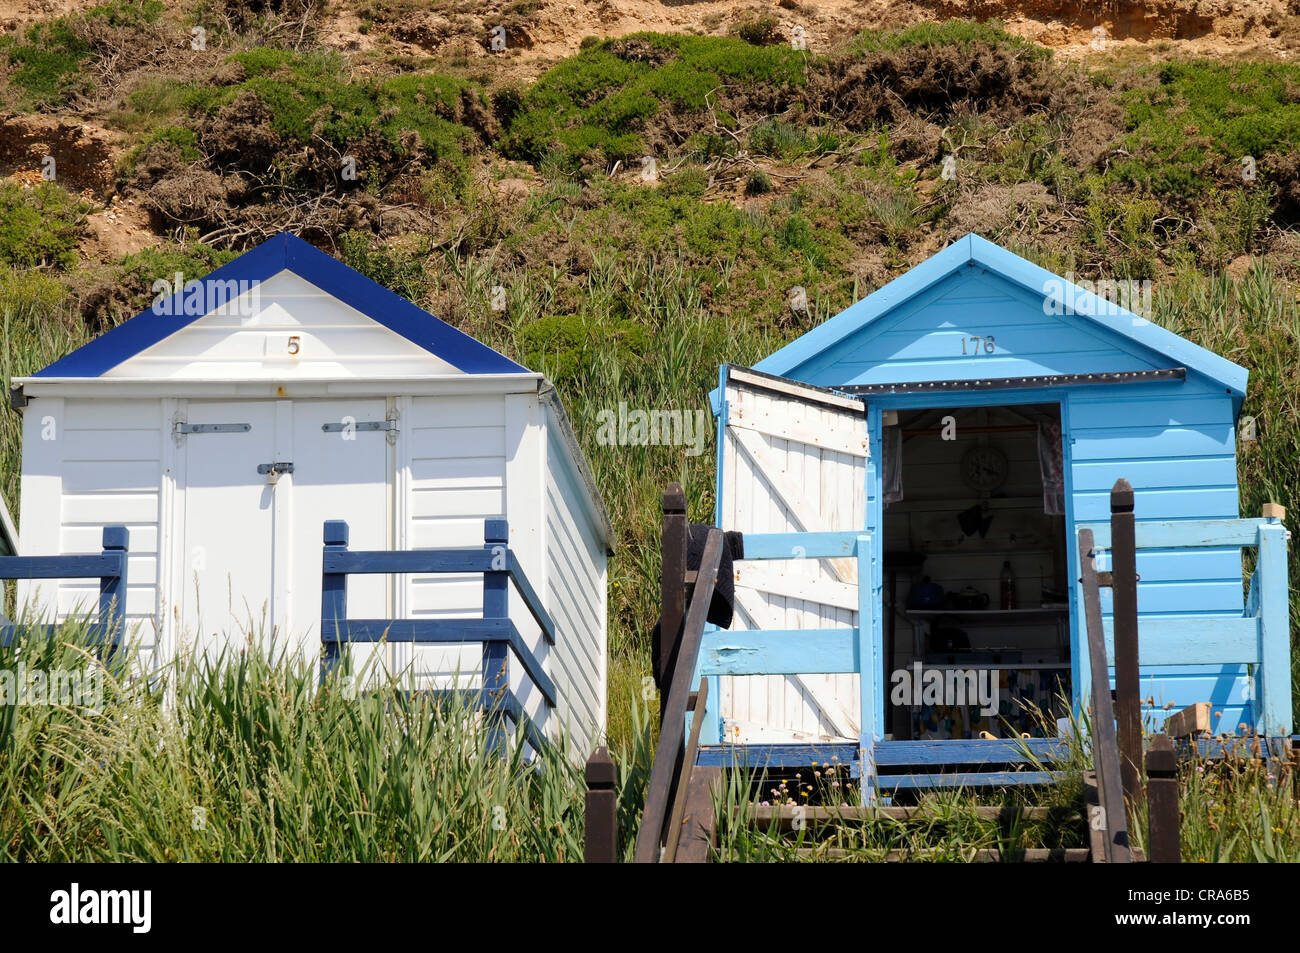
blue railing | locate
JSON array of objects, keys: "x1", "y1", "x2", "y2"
[
  {"x1": 319, "y1": 518, "x2": 555, "y2": 752},
  {"x1": 1077, "y1": 514, "x2": 1291, "y2": 736},
  {"x1": 690, "y1": 514, "x2": 1294, "y2": 791},
  {"x1": 693, "y1": 530, "x2": 878, "y2": 789},
  {"x1": 0, "y1": 526, "x2": 129, "y2": 649}
]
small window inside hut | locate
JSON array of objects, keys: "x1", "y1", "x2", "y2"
[{"x1": 882, "y1": 403, "x2": 1071, "y2": 741}]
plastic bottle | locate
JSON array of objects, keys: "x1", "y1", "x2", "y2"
[{"x1": 1000, "y1": 560, "x2": 1017, "y2": 610}]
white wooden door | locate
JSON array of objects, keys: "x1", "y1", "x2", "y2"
[
  {"x1": 719, "y1": 366, "x2": 870, "y2": 743},
  {"x1": 178, "y1": 401, "x2": 280, "y2": 665},
  {"x1": 289, "y1": 399, "x2": 390, "y2": 678},
  {"x1": 177, "y1": 399, "x2": 390, "y2": 674}
]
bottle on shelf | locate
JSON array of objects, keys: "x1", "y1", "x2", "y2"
[{"x1": 1000, "y1": 560, "x2": 1017, "y2": 610}]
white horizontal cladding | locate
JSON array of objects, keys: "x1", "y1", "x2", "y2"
[
  {"x1": 100, "y1": 271, "x2": 458, "y2": 379},
  {"x1": 15, "y1": 374, "x2": 545, "y2": 401}
]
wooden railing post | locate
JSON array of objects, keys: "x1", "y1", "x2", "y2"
[
  {"x1": 320, "y1": 520, "x2": 349, "y2": 683},
  {"x1": 585, "y1": 746, "x2": 618, "y2": 863},
  {"x1": 98, "y1": 525, "x2": 129, "y2": 653},
  {"x1": 1078, "y1": 528, "x2": 1132, "y2": 863},
  {"x1": 1110, "y1": 479, "x2": 1142, "y2": 809},
  {"x1": 483, "y1": 518, "x2": 511, "y2": 753},
  {"x1": 1145, "y1": 733, "x2": 1180, "y2": 862},
  {"x1": 635, "y1": 528, "x2": 723, "y2": 863},
  {"x1": 1256, "y1": 504, "x2": 1289, "y2": 736},
  {"x1": 658, "y1": 483, "x2": 688, "y2": 725}
]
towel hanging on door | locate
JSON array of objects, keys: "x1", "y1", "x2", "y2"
[
  {"x1": 1037, "y1": 419, "x2": 1065, "y2": 515},
  {"x1": 882, "y1": 424, "x2": 904, "y2": 507}
]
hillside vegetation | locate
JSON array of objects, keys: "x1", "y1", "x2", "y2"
[{"x1": 2, "y1": 3, "x2": 1300, "y2": 852}]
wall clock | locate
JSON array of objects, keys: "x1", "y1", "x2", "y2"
[{"x1": 960, "y1": 444, "x2": 1008, "y2": 492}]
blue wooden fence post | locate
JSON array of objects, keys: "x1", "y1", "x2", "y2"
[
  {"x1": 857, "y1": 533, "x2": 877, "y2": 804},
  {"x1": 321, "y1": 520, "x2": 349, "y2": 684},
  {"x1": 483, "y1": 518, "x2": 511, "y2": 753},
  {"x1": 98, "y1": 525, "x2": 129, "y2": 651},
  {"x1": 1256, "y1": 517, "x2": 1290, "y2": 736}
]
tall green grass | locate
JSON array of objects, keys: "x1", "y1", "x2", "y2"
[{"x1": 0, "y1": 623, "x2": 654, "y2": 861}]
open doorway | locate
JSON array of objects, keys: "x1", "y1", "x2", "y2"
[{"x1": 880, "y1": 403, "x2": 1071, "y2": 740}]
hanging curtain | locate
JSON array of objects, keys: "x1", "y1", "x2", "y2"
[
  {"x1": 1038, "y1": 419, "x2": 1065, "y2": 515},
  {"x1": 883, "y1": 424, "x2": 904, "y2": 507}
]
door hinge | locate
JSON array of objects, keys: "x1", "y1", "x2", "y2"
[
  {"x1": 175, "y1": 422, "x2": 251, "y2": 435},
  {"x1": 321, "y1": 414, "x2": 399, "y2": 445}
]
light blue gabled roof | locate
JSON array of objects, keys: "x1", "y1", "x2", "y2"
[
  {"x1": 751, "y1": 233, "x2": 1247, "y2": 397},
  {"x1": 36, "y1": 233, "x2": 528, "y2": 377}
]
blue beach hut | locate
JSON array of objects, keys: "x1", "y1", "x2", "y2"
[{"x1": 695, "y1": 234, "x2": 1290, "y2": 774}]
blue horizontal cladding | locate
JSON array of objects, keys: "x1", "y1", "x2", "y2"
[
  {"x1": 1102, "y1": 664, "x2": 1252, "y2": 736},
  {"x1": 1068, "y1": 390, "x2": 1233, "y2": 428},
  {"x1": 1173, "y1": 736, "x2": 1290, "y2": 760},
  {"x1": 1072, "y1": 487, "x2": 1239, "y2": 523},
  {"x1": 794, "y1": 264, "x2": 1165, "y2": 383},
  {"x1": 1069, "y1": 423, "x2": 1235, "y2": 462},
  {"x1": 877, "y1": 771, "x2": 1061, "y2": 790},
  {"x1": 36, "y1": 232, "x2": 526, "y2": 377},
  {"x1": 873, "y1": 738, "x2": 1066, "y2": 767},
  {"x1": 740, "y1": 531, "x2": 862, "y2": 560},
  {"x1": 1096, "y1": 581, "x2": 1243, "y2": 615},
  {"x1": 1099, "y1": 617, "x2": 1258, "y2": 666},
  {"x1": 753, "y1": 235, "x2": 1246, "y2": 396},
  {"x1": 699, "y1": 628, "x2": 859, "y2": 676},
  {"x1": 324, "y1": 617, "x2": 556, "y2": 706},
  {"x1": 694, "y1": 743, "x2": 859, "y2": 768}
]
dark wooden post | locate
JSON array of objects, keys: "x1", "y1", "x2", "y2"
[
  {"x1": 1145, "y1": 733, "x2": 1180, "y2": 862},
  {"x1": 585, "y1": 746, "x2": 618, "y2": 863},
  {"x1": 98, "y1": 525, "x2": 129, "y2": 653},
  {"x1": 658, "y1": 483, "x2": 688, "y2": 725},
  {"x1": 1110, "y1": 479, "x2": 1142, "y2": 809},
  {"x1": 483, "y1": 518, "x2": 511, "y2": 754},
  {"x1": 320, "y1": 520, "x2": 349, "y2": 683}
]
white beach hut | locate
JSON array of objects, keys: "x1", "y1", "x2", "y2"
[{"x1": 12, "y1": 232, "x2": 611, "y2": 747}]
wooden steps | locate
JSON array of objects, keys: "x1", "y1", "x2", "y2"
[
  {"x1": 732, "y1": 802, "x2": 1093, "y2": 863},
  {"x1": 742, "y1": 803, "x2": 1072, "y2": 832},
  {"x1": 786, "y1": 847, "x2": 1091, "y2": 863}
]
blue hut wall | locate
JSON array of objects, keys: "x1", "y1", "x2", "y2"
[{"x1": 743, "y1": 241, "x2": 1251, "y2": 734}]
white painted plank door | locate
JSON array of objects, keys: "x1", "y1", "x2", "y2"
[
  {"x1": 178, "y1": 401, "x2": 279, "y2": 666},
  {"x1": 720, "y1": 366, "x2": 869, "y2": 744},
  {"x1": 289, "y1": 400, "x2": 391, "y2": 679}
]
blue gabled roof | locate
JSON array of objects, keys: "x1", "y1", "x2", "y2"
[
  {"x1": 751, "y1": 233, "x2": 1247, "y2": 398},
  {"x1": 36, "y1": 232, "x2": 528, "y2": 377}
]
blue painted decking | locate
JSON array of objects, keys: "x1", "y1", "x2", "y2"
[{"x1": 695, "y1": 738, "x2": 1067, "y2": 791}]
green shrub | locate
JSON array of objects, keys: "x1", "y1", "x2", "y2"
[
  {"x1": 0, "y1": 182, "x2": 90, "y2": 271},
  {"x1": 1113, "y1": 61, "x2": 1300, "y2": 197},
  {"x1": 745, "y1": 169, "x2": 773, "y2": 195},
  {"x1": 500, "y1": 33, "x2": 810, "y2": 169},
  {"x1": 736, "y1": 16, "x2": 780, "y2": 47}
]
